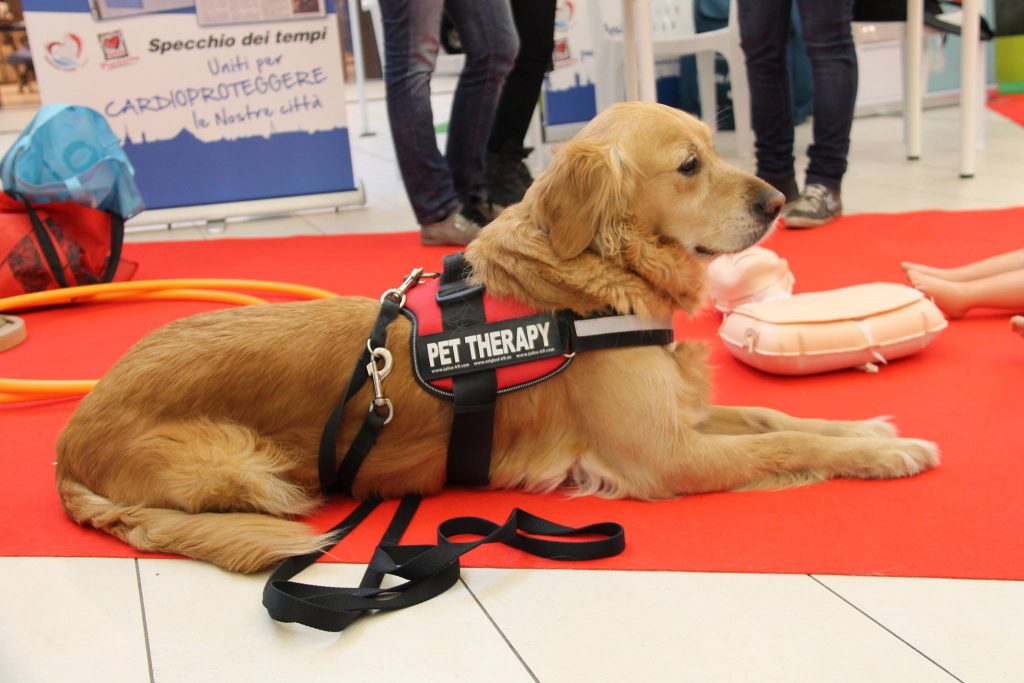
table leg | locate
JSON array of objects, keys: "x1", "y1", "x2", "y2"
[
  {"x1": 633, "y1": 0, "x2": 656, "y2": 101},
  {"x1": 959, "y1": 0, "x2": 980, "y2": 178},
  {"x1": 623, "y1": 0, "x2": 639, "y2": 101},
  {"x1": 905, "y1": 0, "x2": 924, "y2": 160}
]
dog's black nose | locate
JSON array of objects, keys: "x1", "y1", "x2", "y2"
[{"x1": 756, "y1": 189, "x2": 786, "y2": 221}]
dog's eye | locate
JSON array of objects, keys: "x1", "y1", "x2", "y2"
[{"x1": 677, "y1": 156, "x2": 701, "y2": 176}]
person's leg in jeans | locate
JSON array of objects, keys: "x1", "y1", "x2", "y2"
[
  {"x1": 442, "y1": 0, "x2": 518, "y2": 219},
  {"x1": 484, "y1": 0, "x2": 556, "y2": 206},
  {"x1": 782, "y1": 0, "x2": 857, "y2": 228},
  {"x1": 737, "y1": 0, "x2": 797, "y2": 201},
  {"x1": 379, "y1": 0, "x2": 457, "y2": 226},
  {"x1": 795, "y1": 0, "x2": 858, "y2": 191}
]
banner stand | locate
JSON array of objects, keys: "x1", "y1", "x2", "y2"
[
  {"x1": 26, "y1": 1, "x2": 362, "y2": 226},
  {"x1": 126, "y1": 184, "x2": 366, "y2": 230}
]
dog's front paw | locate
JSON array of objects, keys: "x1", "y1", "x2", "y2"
[{"x1": 867, "y1": 437, "x2": 940, "y2": 478}]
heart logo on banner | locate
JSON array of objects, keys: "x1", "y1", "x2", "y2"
[
  {"x1": 45, "y1": 34, "x2": 83, "y2": 70},
  {"x1": 104, "y1": 35, "x2": 120, "y2": 50}
]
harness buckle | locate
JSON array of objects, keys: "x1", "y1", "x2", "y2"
[{"x1": 366, "y1": 346, "x2": 394, "y2": 424}]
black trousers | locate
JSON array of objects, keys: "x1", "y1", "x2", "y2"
[
  {"x1": 738, "y1": 0, "x2": 858, "y2": 189},
  {"x1": 487, "y1": 0, "x2": 557, "y2": 153}
]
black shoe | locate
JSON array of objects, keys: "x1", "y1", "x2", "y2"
[
  {"x1": 485, "y1": 145, "x2": 534, "y2": 207},
  {"x1": 761, "y1": 175, "x2": 800, "y2": 204},
  {"x1": 461, "y1": 196, "x2": 501, "y2": 227}
]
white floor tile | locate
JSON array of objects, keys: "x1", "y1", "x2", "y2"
[
  {"x1": 462, "y1": 568, "x2": 954, "y2": 682},
  {"x1": 839, "y1": 177, "x2": 1005, "y2": 214},
  {"x1": 816, "y1": 575, "x2": 1024, "y2": 683},
  {"x1": 0, "y1": 558, "x2": 150, "y2": 683},
  {"x1": 138, "y1": 559, "x2": 532, "y2": 683}
]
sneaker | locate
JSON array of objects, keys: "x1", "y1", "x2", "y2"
[
  {"x1": 782, "y1": 184, "x2": 842, "y2": 229},
  {"x1": 420, "y1": 205, "x2": 482, "y2": 246},
  {"x1": 485, "y1": 145, "x2": 534, "y2": 207}
]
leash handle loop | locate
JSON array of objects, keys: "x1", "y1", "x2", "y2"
[{"x1": 263, "y1": 495, "x2": 625, "y2": 632}]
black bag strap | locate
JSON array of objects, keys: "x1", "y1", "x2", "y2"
[
  {"x1": 21, "y1": 196, "x2": 71, "y2": 288},
  {"x1": 102, "y1": 212, "x2": 125, "y2": 283},
  {"x1": 263, "y1": 494, "x2": 625, "y2": 632},
  {"x1": 19, "y1": 194, "x2": 124, "y2": 287}
]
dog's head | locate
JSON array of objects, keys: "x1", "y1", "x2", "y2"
[{"x1": 527, "y1": 102, "x2": 783, "y2": 261}]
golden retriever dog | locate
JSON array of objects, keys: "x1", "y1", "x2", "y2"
[{"x1": 56, "y1": 103, "x2": 938, "y2": 572}]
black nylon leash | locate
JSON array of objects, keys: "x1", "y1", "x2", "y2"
[
  {"x1": 318, "y1": 295, "x2": 403, "y2": 496},
  {"x1": 262, "y1": 496, "x2": 625, "y2": 632}
]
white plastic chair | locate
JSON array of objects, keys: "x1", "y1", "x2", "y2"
[{"x1": 593, "y1": 0, "x2": 754, "y2": 157}]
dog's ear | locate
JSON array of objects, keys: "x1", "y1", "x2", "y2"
[{"x1": 530, "y1": 138, "x2": 637, "y2": 259}]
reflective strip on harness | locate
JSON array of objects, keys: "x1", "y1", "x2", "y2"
[{"x1": 573, "y1": 314, "x2": 675, "y2": 338}]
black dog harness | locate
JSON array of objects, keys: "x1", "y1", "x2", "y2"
[{"x1": 263, "y1": 255, "x2": 675, "y2": 632}]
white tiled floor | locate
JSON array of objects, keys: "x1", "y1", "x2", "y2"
[{"x1": 3, "y1": 88, "x2": 1023, "y2": 681}]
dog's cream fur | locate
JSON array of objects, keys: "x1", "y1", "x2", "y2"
[{"x1": 56, "y1": 103, "x2": 938, "y2": 572}]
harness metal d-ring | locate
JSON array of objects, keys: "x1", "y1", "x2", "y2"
[
  {"x1": 380, "y1": 289, "x2": 407, "y2": 308},
  {"x1": 381, "y1": 266, "x2": 434, "y2": 308},
  {"x1": 369, "y1": 397, "x2": 394, "y2": 425}
]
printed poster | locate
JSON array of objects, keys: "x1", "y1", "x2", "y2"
[{"x1": 25, "y1": 0, "x2": 355, "y2": 211}]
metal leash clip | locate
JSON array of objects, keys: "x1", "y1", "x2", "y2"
[
  {"x1": 366, "y1": 344, "x2": 394, "y2": 424},
  {"x1": 380, "y1": 267, "x2": 440, "y2": 307}
]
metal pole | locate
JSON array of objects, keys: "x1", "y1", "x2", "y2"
[
  {"x1": 347, "y1": 0, "x2": 374, "y2": 137},
  {"x1": 959, "y1": 0, "x2": 979, "y2": 178},
  {"x1": 905, "y1": 0, "x2": 924, "y2": 160}
]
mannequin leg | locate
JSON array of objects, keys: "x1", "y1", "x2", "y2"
[
  {"x1": 902, "y1": 249, "x2": 1024, "y2": 282},
  {"x1": 908, "y1": 268, "x2": 1024, "y2": 318}
]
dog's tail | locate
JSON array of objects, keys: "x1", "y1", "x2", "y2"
[{"x1": 57, "y1": 476, "x2": 334, "y2": 573}]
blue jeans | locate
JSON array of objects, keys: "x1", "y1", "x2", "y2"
[
  {"x1": 738, "y1": 0, "x2": 858, "y2": 190},
  {"x1": 380, "y1": 0, "x2": 518, "y2": 225}
]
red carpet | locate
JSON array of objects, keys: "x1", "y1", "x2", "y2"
[
  {"x1": 989, "y1": 94, "x2": 1024, "y2": 126},
  {"x1": 2, "y1": 209, "x2": 1023, "y2": 579}
]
